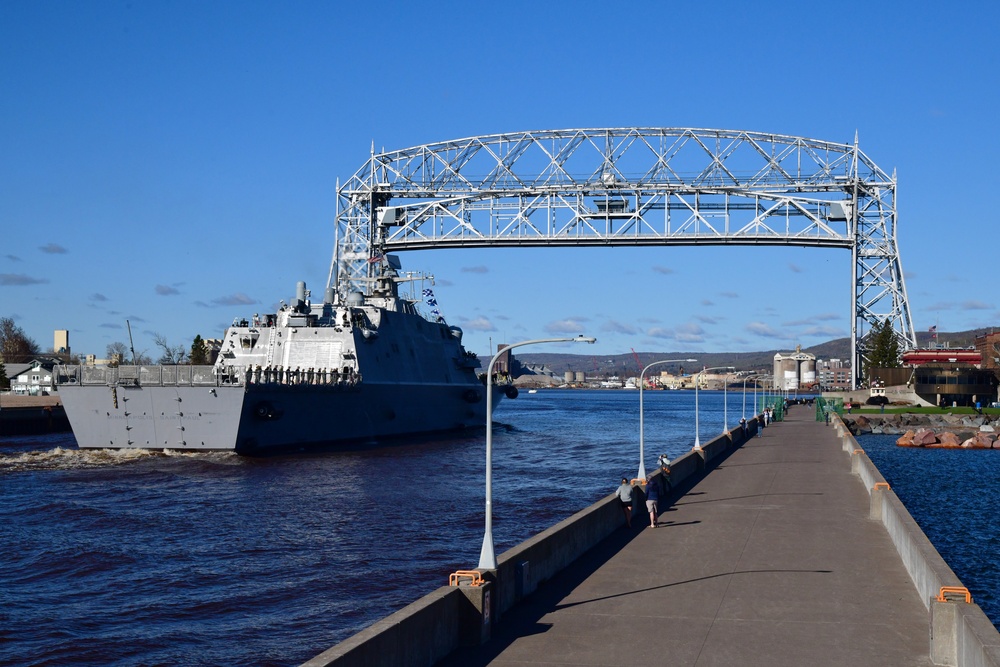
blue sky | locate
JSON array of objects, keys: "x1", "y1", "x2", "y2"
[{"x1": 2, "y1": 1, "x2": 998, "y2": 360}]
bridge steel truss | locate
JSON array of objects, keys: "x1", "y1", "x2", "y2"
[{"x1": 329, "y1": 128, "x2": 916, "y2": 389}]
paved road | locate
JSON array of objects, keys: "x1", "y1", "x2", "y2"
[{"x1": 441, "y1": 406, "x2": 933, "y2": 666}]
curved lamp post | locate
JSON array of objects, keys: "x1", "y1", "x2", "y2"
[
  {"x1": 694, "y1": 365, "x2": 734, "y2": 451},
  {"x1": 638, "y1": 357, "x2": 697, "y2": 479},
  {"x1": 479, "y1": 335, "x2": 596, "y2": 570},
  {"x1": 741, "y1": 371, "x2": 758, "y2": 420}
]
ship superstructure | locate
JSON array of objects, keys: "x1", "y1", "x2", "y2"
[{"x1": 57, "y1": 258, "x2": 510, "y2": 453}]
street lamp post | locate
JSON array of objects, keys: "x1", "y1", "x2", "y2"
[
  {"x1": 694, "y1": 365, "x2": 734, "y2": 450},
  {"x1": 638, "y1": 357, "x2": 697, "y2": 479},
  {"x1": 479, "y1": 335, "x2": 596, "y2": 570},
  {"x1": 741, "y1": 371, "x2": 758, "y2": 420}
]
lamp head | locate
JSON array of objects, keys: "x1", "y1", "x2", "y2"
[{"x1": 575, "y1": 336, "x2": 597, "y2": 344}]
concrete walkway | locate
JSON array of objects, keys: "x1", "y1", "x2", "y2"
[{"x1": 440, "y1": 406, "x2": 933, "y2": 666}]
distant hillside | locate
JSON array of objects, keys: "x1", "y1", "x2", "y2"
[{"x1": 511, "y1": 327, "x2": 992, "y2": 377}]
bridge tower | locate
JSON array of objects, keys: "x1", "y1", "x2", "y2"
[{"x1": 328, "y1": 128, "x2": 916, "y2": 389}]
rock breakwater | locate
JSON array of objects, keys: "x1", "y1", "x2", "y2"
[{"x1": 843, "y1": 414, "x2": 1000, "y2": 449}]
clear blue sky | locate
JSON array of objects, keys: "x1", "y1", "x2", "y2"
[{"x1": 2, "y1": 1, "x2": 997, "y2": 360}]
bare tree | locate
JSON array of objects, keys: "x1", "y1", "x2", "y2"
[
  {"x1": 106, "y1": 341, "x2": 128, "y2": 366},
  {"x1": 153, "y1": 333, "x2": 188, "y2": 365},
  {"x1": 0, "y1": 317, "x2": 40, "y2": 363}
]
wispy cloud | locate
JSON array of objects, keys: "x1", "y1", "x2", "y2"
[
  {"x1": 461, "y1": 266, "x2": 489, "y2": 274},
  {"x1": 644, "y1": 322, "x2": 706, "y2": 343},
  {"x1": 461, "y1": 316, "x2": 496, "y2": 332},
  {"x1": 90, "y1": 293, "x2": 109, "y2": 302},
  {"x1": 601, "y1": 320, "x2": 638, "y2": 335},
  {"x1": 646, "y1": 327, "x2": 675, "y2": 339},
  {"x1": 652, "y1": 265, "x2": 674, "y2": 275},
  {"x1": 100, "y1": 323, "x2": 123, "y2": 329},
  {"x1": 0, "y1": 273, "x2": 48, "y2": 286},
  {"x1": 5, "y1": 254, "x2": 21, "y2": 262},
  {"x1": 155, "y1": 285, "x2": 180, "y2": 296},
  {"x1": 39, "y1": 243, "x2": 68, "y2": 254},
  {"x1": 926, "y1": 302, "x2": 954, "y2": 311},
  {"x1": 960, "y1": 300, "x2": 991, "y2": 310},
  {"x1": 695, "y1": 315, "x2": 721, "y2": 324},
  {"x1": 799, "y1": 325, "x2": 845, "y2": 337},
  {"x1": 701, "y1": 299, "x2": 715, "y2": 307},
  {"x1": 788, "y1": 263, "x2": 804, "y2": 273},
  {"x1": 212, "y1": 293, "x2": 257, "y2": 306},
  {"x1": 720, "y1": 291, "x2": 739, "y2": 299},
  {"x1": 544, "y1": 319, "x2": 585, "y2": 334},
  {"x1": 745, "y1": 321, "x2": 789, "y2": 339},
  {"x1": 782, "y1": 312, "x2": 841, "y2": 327}
]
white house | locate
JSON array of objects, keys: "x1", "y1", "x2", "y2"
[{"x1": 10, "y1": 360, "x2": 57, "y2": 395}]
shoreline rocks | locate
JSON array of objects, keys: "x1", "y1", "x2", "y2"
[{"x1": 843, "y1": 414, "x2": 999, "y2": 449}]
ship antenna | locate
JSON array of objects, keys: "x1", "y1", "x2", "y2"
[{"x1": 126, "y1": 319, "x2": 137, "y2": 365}]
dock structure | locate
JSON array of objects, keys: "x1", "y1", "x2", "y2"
[
  {"x1": 304, "y1": 407, "x2": 1000, "y2": 667},
  {"x1": 439, "y1": 407, "x2": 934, "y2": 666}
]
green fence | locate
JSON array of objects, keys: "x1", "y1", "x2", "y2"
[
  {"x1": 757, "y1": 396, "x2": 786, "y2": 421},
  {"x1": 815, "y1": 396, "x2": 844, "y2": 421}
]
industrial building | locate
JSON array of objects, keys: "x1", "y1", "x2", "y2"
[{"x1": 773, "y1": 347, "x2": 816, "y2": 390}]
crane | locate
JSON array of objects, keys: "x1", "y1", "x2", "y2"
[{"x1": 630, "y1": 348, "x2": 643, "y2": 372}]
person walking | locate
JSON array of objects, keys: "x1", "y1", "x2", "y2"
[
  {"x1": 645, "y1": 476, "x2": 660, "y2": 528},
  {"x1": 616, "y1": 478, "x2": 633, "y2": 528}
]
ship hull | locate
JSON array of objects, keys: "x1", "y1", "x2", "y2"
[{"x1": 59, "y1": 380, "x2": 497, "y2": 453}]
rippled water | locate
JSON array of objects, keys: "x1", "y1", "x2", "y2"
[
  {"x1": 858, "y1": 434, "x2": 1000, "y2": 631},
  {"x1": 1, "y1": 389, "x2": 748, "y2": 666}
]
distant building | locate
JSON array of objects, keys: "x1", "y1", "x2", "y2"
[
  {"x1": 816, "y1": 358, "x2": 852, "y2": 390},
  {"x1": 903, "y1": 347, "x2": 995, "y2": 407},
  {"x1": 773, "y1": 346, "x2": 816, "y2": 390},
  {"x1": 54, "y1": 329, "x2": 70, "y2": 356},
  {"x1": 974, "y1": 332, "x2": 1000, "y2": 370}
]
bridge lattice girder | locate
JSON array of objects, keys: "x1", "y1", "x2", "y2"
[{"x1": 329, "y1": 128, "x2": 916, "y2": 389}]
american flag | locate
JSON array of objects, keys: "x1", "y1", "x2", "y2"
[{"x1": 929, "y1": 325, "x2": 937, "y2": 339}]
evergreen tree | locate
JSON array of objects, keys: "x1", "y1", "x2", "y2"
[
  {"x1": 865, "y1": 319, "x2": 901, "y2": 380},
  {"x1": 189, "y1": 335, "x2": 209, "y2": 366},
  {"x1": 0, "y1": 362, "x2": 8, "y2": 390}
]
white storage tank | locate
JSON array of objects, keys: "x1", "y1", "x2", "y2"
[{"x1": 575, "y1": 371, "x2": 586, "y2": 383}]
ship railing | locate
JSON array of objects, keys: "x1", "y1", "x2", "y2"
[{"x1": 55, "y1": 365, "x2": 235, "y2": 388}]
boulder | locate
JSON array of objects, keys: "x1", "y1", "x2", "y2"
[
  {"x1": 897, "y1": 430, "x2": 915, "y2": 447},
  {"x1": 938, "y1": 431, "x2": 963, "y2": 448},
  {"x1": 912, "y1": 428, "x2": 938, "y2": 447},
  {"x1": 853, "y1": 415, "x2": 871, "y2": 433},
  {"x1": 973, "y1": 433, "x2": 995, "y2": 449}
]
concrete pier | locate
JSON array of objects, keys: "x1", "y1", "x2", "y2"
[
  {"x1": 304, "y1": 407, "x2": 1000, "y2": 667},
  {"x1": 438, "y1": 407, "x2": 936, "y2": 665}
]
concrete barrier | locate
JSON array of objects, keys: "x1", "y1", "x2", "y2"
[
  {"x1": 829, "y1": 414, "x2": 1000, "y2": 667},
  {"x1": 300, "y1": 585, "x2": 489, "y2": 667},
  {"x1": 302, "y1": 419, "x2": 759, "y2": 667}
]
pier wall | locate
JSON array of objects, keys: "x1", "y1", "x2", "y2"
[
  {"x1": 301, "y1": 418, "x2": 760, "y2": 667},
  {"x1": 0, "y1": 397, "x2": 70, "y2": 436},
  {"x1": 830, "y1": 415, "x2": 1000, "y2": 667}
]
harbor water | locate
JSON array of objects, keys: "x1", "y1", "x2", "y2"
[
  {"x1": 857, "y1": 432, "x2": 1000, "y2": 630},
  {"x1": 2, "y1": 391, "x2": 996, "y2": 666}
]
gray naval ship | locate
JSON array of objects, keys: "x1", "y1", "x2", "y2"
[{"x1": 56, "y1": 258, "x2": 514, "y2": 454}]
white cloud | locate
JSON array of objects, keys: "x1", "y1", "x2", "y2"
[
  {"x1": 462, "y1": 316, "x2": 496, "y2": 332},
  {"x1": 544, "y1": 319, "x2": 585, "y2": 334}
]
